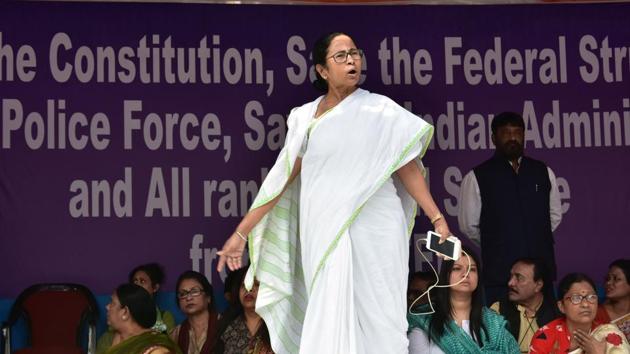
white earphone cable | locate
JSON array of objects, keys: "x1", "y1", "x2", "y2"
[{"x1": 408, "y1": 235, "x2": 471, "y2": 317}]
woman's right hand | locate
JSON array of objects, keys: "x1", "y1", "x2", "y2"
[
  {"x1": 217, "y1": 232, "x2": 247, "y2": 272},
  {"x1": 573, "y1": 329, "x2": 606, "y2": 354}
]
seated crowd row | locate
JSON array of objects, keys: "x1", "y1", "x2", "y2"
[
  {"x1": 97, "y1": 263, "x2": 270, "y2": 354},
  {"x1": 96, "y1": 254, "x2": 629, "y2": 354},
  {"x1": 407, "y1": 251, "x2": 630, "y2": 354}
]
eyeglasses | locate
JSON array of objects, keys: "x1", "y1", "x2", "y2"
[
  {"x1": 177, "y1": 288, "x2": 204, "y2": 299},
  {"x1": 564, "y1": 294, "x2": 598, "y2": 305},
  {"x1": 327, "y1": 49, "x2": 364, "y2": 63}
]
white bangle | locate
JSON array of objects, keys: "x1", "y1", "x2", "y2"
[{"x1": 235, "y1": 231, "x2": 247, "y2": 242}]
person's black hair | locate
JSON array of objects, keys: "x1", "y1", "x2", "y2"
[
  {"x1": 217, "y1": 268, "x2": 247, "y2": 335},
  {"x1": 609, "y1": 259, "x2": 630, "y2": 284},
  {"x1": 409, "y1": 270, "x2": 437, "y2": 284},
  {"x1": 223, "y1": 269, "x2": 238, "y2": 304},
  {"x1": 511, "y1": 257, "x2": 556, "y2": 301},
  {"x1": 175, "y1": 270, "x2": 216, "y2": 312},
  {"x1": 557, "y1": 273, "x2": 597, "y2": 300},
  {"x1": 312, "y1": 32, "x2": 349, "y2": 92},
  {"x1": 428, "y1": 246, "x2": 486, "y2": 347},
  {"x1": 128, "y1": 262, "x2": 165, "y2": 288},
  {"x1": 491, "y1": 111, "x2": 525, "y2": 135},
  {"x1": 116, "y1": 283, "x2": 157, "y2": 329}
]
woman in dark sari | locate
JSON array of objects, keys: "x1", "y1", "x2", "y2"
[
  {"x1": 216, "y1": 267, "x2": 273, "y2": 354},
  {"x1": 170, "y1": 271, "x2": 219, "y2": 354}
]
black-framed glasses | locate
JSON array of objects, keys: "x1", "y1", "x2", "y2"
[
  {"x1": 564, "y1": 294, "x2": 598, "y2": 305},
  {"x1": 177, "y1": 288, "x2": 204, "y2": 299},
  {"x1": 327, "y1": 49, "x2": 364, "y2": 63}
]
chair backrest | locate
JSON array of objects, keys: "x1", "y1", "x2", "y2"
[{"x1": 7, "y1": 283, "x2": 98, "y2": 350}]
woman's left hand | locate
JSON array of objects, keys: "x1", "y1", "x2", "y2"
[{"x1": 574, "y1": 329, "x2": 606, "y2": 354}]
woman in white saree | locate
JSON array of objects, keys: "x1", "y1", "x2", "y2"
[{"x1": 217, "y1": 32, "x2": 451, "y2": 354}]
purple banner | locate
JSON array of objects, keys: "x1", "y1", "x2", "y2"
[{"x1": 1, "y1": 2, "x2": 629, "y2": 298}]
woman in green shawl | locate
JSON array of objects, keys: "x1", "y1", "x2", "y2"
[
  {"x1": 97, "y1": 263, "x2": 176, "y2": 354},
  {"x1": 408, "y1": 246, "x2": 519, "y2": 353},
  {"x1": 104, "y1": 283, "x2": 182, "y2": 354}
]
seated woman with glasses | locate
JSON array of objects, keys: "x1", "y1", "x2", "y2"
[
  {"x1": 530, "y1": 273, "x2": 630, "y2": 353},
  {"x1": 170, "y1": 271, "x2": 218, "y2": 354},
  {"x1": 104, "y1": 283, "x2": 181, "y2": 354},
  {"x1": 216, "y1": 267, "x2": 273, "y2": 354},
  {"x1": 407, "y1": 246, "x2": 519, "y2": 353}
]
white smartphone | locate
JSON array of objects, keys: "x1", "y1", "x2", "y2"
[{"x1": 426, "y1": 231, "x2": 461, "y2": 261}]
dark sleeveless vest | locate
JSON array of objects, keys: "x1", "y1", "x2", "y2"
[
  {"x1": 498, "y1": 296, "x2": 559, "y2": 340},
  {"x1": 474, "y1": 154, "x2": 556, "y2": 286}
]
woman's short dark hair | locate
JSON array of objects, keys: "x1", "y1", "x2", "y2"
[
  {"x1": 429, "y1": 245, "x2": 486, "y2": 347},
  {"x1": 175, "y1": 270, "x2": 216, "y2": 312},
  {"x1": 557, "y1": 273, "x2": 597, "y2": 300},
  {"x1": 609, "y1": 259, "x2": 630, "y2": 284},
  {"x1": 312, "y1": 32, "x2": 350, "y2": 92},
  {"x1": 491, "y1": 111, "x2": 525, "y2": 135},
  {"x1": 128, "y1": 262, "x2": 165, "y2": 287},
  {"x1": 116, "y1": 283, "x2": 157, "y2": 329}
]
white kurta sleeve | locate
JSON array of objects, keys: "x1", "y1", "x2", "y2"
[
  {"x1": 547, "y1": 167, "x2": 562, "y2": 232},
  {"x1": 458, "y1": 170, "x2": 482, "y2": 247},
  {"x1": 408, "y1": 328, "x2": 432, "y2": 354}
]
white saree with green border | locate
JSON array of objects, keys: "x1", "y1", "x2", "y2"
[{"x1": 244, "y1": 88, "x2": 434, "y2": 354}]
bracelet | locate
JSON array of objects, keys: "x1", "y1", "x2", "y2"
[
  {"x1": 430, "y1": 213, "x2": 443, "y2": 225},
  {"x1": 235, "y1": 231, "x2": 247, "y2": 242}
]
